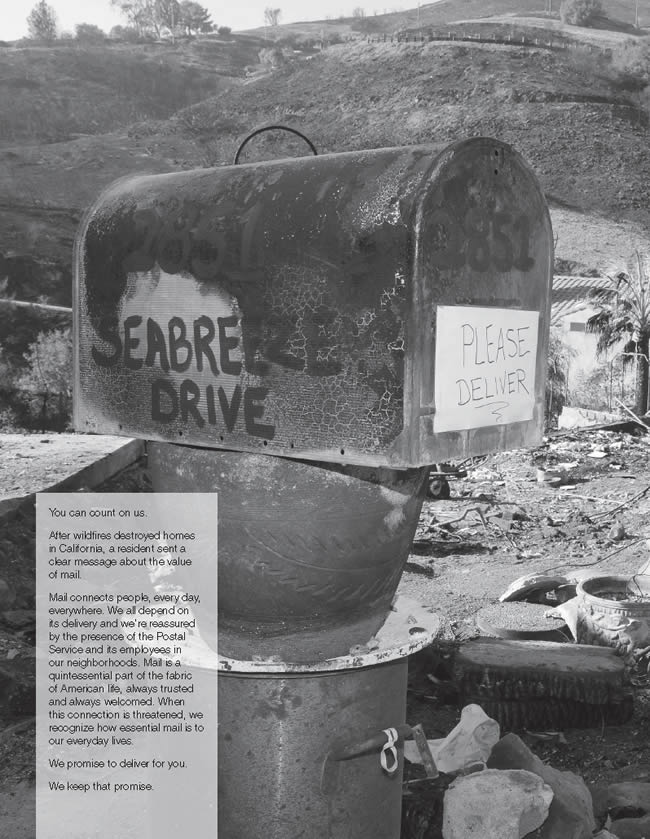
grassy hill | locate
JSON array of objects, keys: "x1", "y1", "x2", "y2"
[
  {"x1": 151, "y1": 36, "x2": 650, "y2": 237},
  {"x1": 408, "y1": 0, "x2": 649, "y2": 29},
  {"x1": 0, "y1": 33, "x2": 265, "y2": 313},
  {"x1": 2, "y1": 6, "x2": 650, "y2": 344},
  {"x1": 0, "y1": 36, "x2": 266, "y2": 146},
  {"x1": 242, "y1": 0, "x2": 650, "y2": 37}
]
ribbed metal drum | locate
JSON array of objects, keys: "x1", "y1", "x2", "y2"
[{"x1": 148, "y1": 442, "x2": 429, "y2": 661}]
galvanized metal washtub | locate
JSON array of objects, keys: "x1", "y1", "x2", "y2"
[{"x1": 576, "y1": 574, "x2": 650, "y2": 653}]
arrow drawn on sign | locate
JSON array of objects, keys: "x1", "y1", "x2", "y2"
[{"x1": 477, "y1": 400, "x2": 510, "y2": 423}]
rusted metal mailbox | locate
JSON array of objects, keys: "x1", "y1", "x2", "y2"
[
  {"x1": 73, "y1": 136, "x2": 553, "y2": 839},
  {"x1": 74, "y1": 137, "x2": 552, "y2": 468}
]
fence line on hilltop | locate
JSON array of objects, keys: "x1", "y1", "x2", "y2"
[{"x1": 363, "y1": 29, "x2": 613, "y2": 57}]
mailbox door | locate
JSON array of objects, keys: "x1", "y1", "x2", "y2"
[{"x1": 410, "y1": 137, "x2": 553, "y2": 463}]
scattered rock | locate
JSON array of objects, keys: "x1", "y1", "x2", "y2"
[
  {"x1": 541, "y1": 524, "x2": 561, "y2": 538},
  {"x1": 607, "y1": 782, "x2": 650, "y2": 819},
  {"x1": 609, "y1": 814, "x2": 650, "y2": 839},
  {"x1": 499, "y1": 509, "x2": 528, "y2": 524},
  {"x1": 467, "y1": 467, "x2": 502, "y2": 483},
  {"x1": 608, "y1": 521, "x2": 628, "y2": 541},
  {"x1": 432, "y1": 704, "x2": 500, "y2": 774},
  {"x1": 442, "y1": 768, "x2": 553, "y2": 838},
  {"x1": 404, "y1": 556, "x2": 436, "y2": 576},
  {"x1": 487, "y1": 733, "x2": 596, "y2": 838}
]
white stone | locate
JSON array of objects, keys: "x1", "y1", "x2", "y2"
[{"x1": 443, "y1": 768, "x2": 553, "y2": 839}]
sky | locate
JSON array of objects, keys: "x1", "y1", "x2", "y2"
[{"x1": 3, "y1": 0, "x2": 418, "y2": 40}]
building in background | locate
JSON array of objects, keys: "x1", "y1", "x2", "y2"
[{"x1": 551, "y1": 275, "x2": 635, "y2": 411}]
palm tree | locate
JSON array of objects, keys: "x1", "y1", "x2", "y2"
[
  {"x1": 546, "y1": 327, "x2": 573, "y2": 427},
  {"x1": 586, "y1": 251, "x2": 650, "y2": 416}
]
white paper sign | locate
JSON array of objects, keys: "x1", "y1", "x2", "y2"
[{"x1": 433, "y1": 305, "x2": 539, "y2": 432}]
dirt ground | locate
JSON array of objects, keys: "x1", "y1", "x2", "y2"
[
  {"x1": 1, "y1": 424, "x2": 650, "y2": 829},
  {"x1": 400, "y1": 422, "x2": 650, "y2": 790}
]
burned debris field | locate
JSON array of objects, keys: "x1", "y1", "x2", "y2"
[{"x1": 2, "y1": 422, "x2": 650, "y2": 836}]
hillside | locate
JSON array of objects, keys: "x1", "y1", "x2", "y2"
[
  {"x1": 0, "y1": 33, "x2": 267, "y2": 312},
  {"x1": 2, "y1": 7, "x2": 650, "y2": 371},
  {"x1": 168, "y1": 38, "x2": 650, "y2": 268},
  {"x1": 241, "y1": 0, "x2": 650, "y2": 37},
  {"x1": 0, "y1": 36, "x2": 266, "y2": 147}
]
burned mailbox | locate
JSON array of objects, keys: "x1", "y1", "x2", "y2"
[{"x1": 74, "y1": 137, "x2": 552, "y2": 468}]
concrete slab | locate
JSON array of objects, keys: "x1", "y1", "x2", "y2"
[
  {"x1": 0, "y1": 780, "x2": 34, "y2": 838},
  {"x1": 0, "y1": 433, "x2": 144, "y2": 517}
]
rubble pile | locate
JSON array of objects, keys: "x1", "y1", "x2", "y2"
[{"x1": 402, "y1": 422, "x2": 650, "y2": 837}]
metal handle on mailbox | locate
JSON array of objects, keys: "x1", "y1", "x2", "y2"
[{"x1": 233, "y1": 123, "x2": 318, "y2": 164}]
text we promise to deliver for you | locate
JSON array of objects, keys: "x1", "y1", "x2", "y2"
[{"x1": 36, "y1": 492, "x2": 218, "y2": 839}]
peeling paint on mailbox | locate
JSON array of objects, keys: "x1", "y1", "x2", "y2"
[{"x1": 74, "y1": 137, "x2": 553, "y2": 467}]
